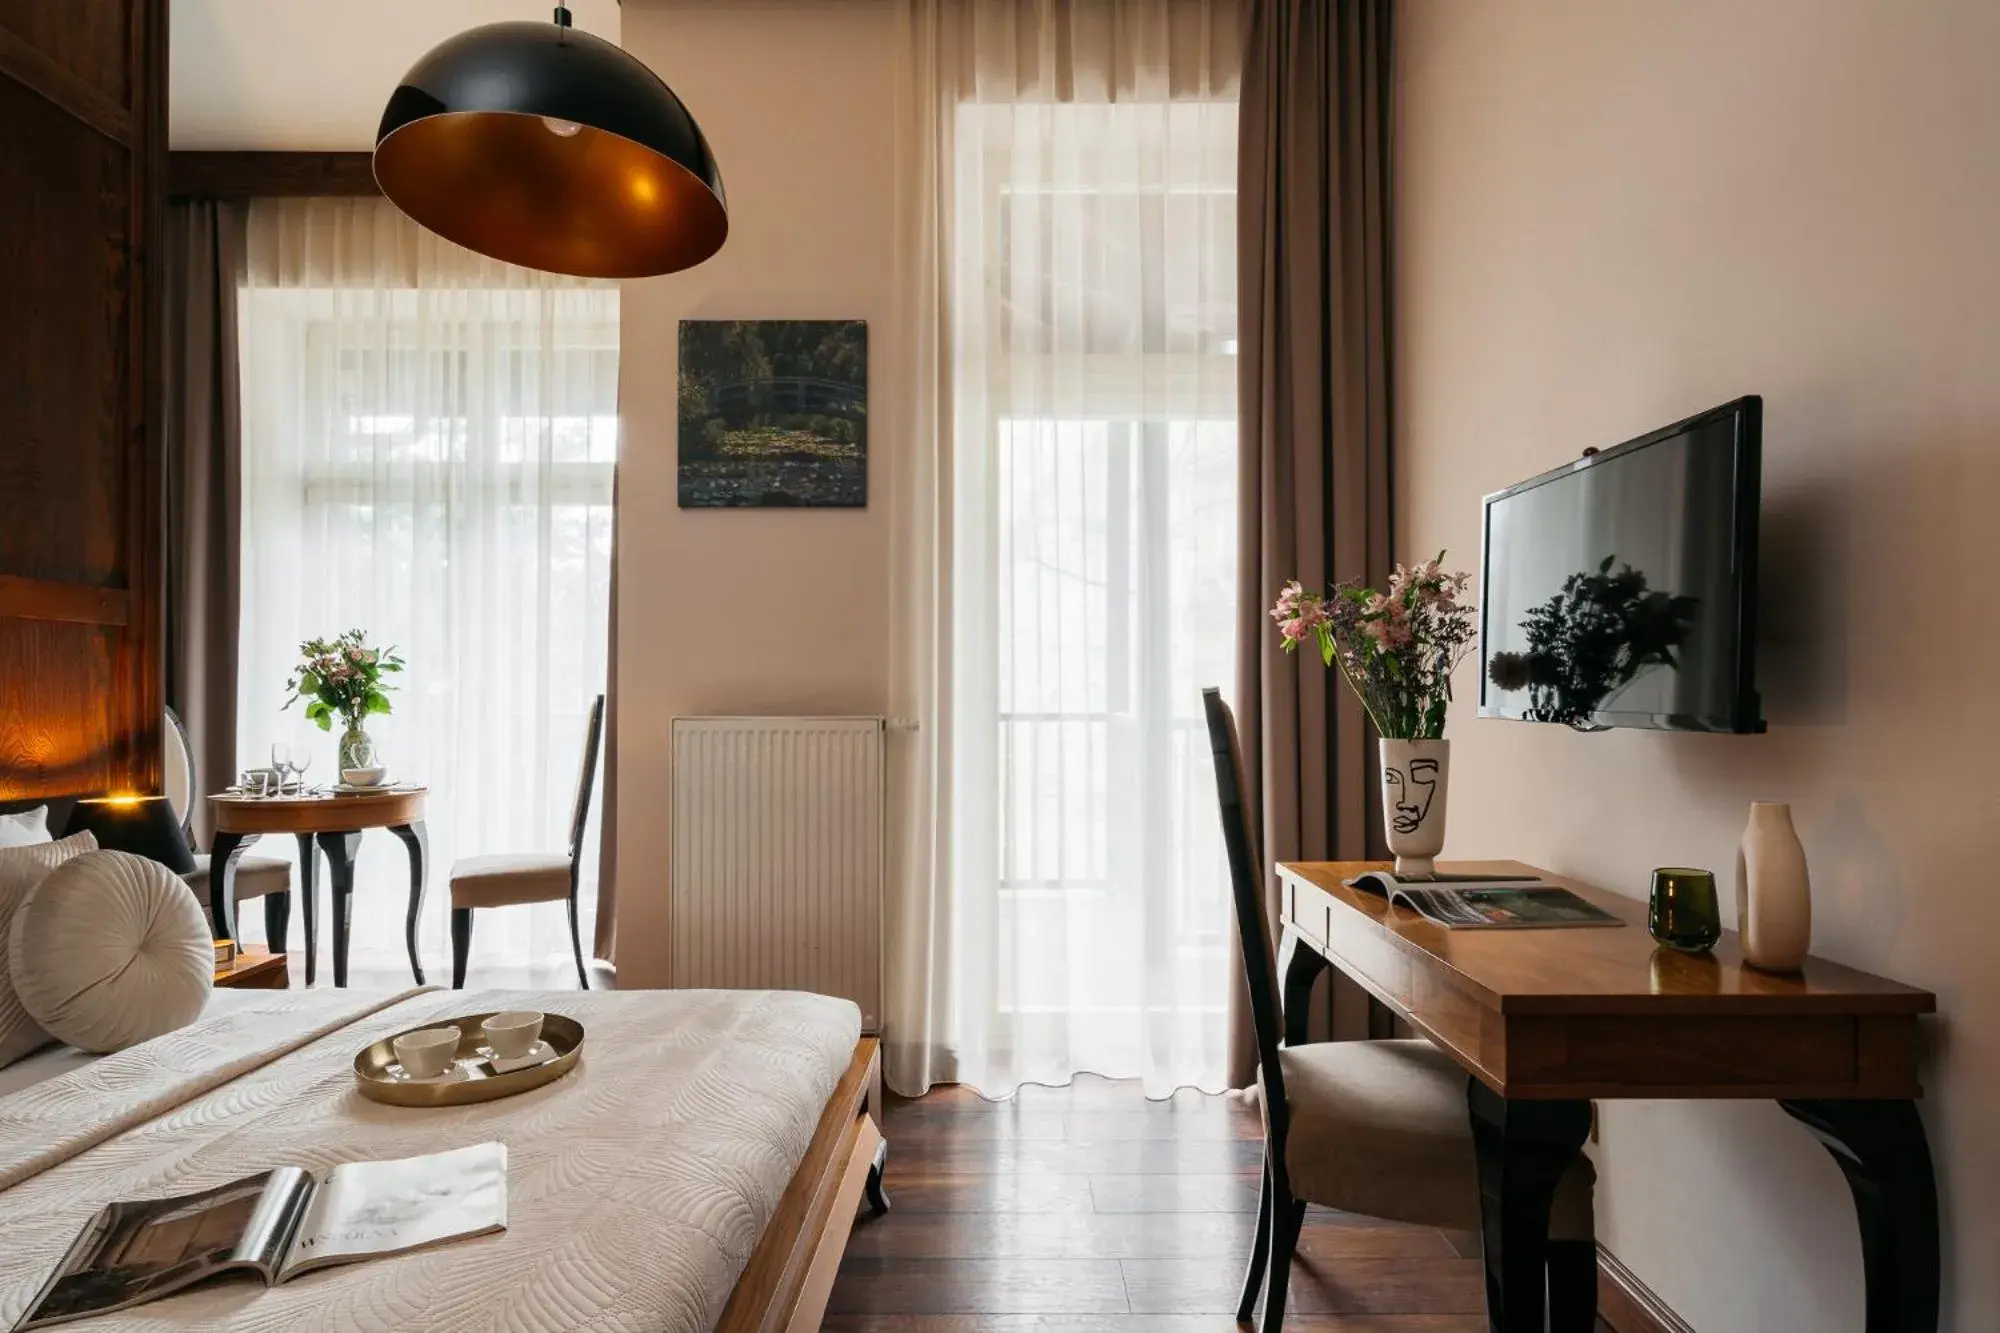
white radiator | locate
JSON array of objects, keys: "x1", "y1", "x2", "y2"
[{"x1": 668, "y1": 716, "x2": 884, "y2": 1030}]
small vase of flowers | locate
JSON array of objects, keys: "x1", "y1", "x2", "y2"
[
  {"x1": 1270, "y1": 555, "x2": 1477, "y2": 877},
  {"x1": 284, "y1": 630, "x2": 405, "y2": 778}
]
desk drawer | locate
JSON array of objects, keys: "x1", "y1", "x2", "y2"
[{"x1": 1508, "y1": 1014, "x2": 1860, "y2": 1098}]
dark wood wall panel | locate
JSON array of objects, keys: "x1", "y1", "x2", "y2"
[
  {"x1": 0, "y1": 73, "x2": 127, "y2": 584},
  {"x1": 0, "y1": 621, "x2": 121, "y2": 795},
  {"x1": 0, "y1": 0, "x2": 132, "y2": 107},
  {"x1": 0, "y1": 0, "x2": 163, "y2": 801}
]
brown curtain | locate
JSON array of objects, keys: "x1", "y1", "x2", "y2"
[
  {"x1": 1228, "y1": 0, "x2": 1394, "y2": 1088},
  {"x1": 593, "y1": 465, "x2": 620, "y2": 969},
  {"x1": 163, "y1": 200, "x2": 248, "y2": 851}
]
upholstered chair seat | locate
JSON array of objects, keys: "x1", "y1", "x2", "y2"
[
  {"x1": 1272, "y1": 1038, "x2": 1595, "y2": 1238},
  {"x1": 449, "y1": 853, "x2": 572, "y2": 909},
  {"x1": 184, "y1": 854, "x2": 293, "y2": 902}
]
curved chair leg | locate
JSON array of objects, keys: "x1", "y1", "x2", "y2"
[
  {"x1": 1262, "y1": 1194, "x2": 1306, "y2": 1333},
  {"x1": 566, "y1": 892, "x2": 590, "y2": 990},
  {"x1": 863, "y1": 1137, "x2": 891, "y2": 1215},
  {"x1": 1546, "y1": 1239, "x2": 1599, "y2": 1333},
  {"x1": 1239, "y1": 1156, "x2": 1274, "y2": 1322},
  {"x1": 262, "y1": 891, "x2": 291, "y2": 959},
  {"x1": 450, "y1": 907, "x2": 473, "y2": 989}
]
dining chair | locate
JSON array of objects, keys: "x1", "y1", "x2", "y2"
[
  {"x1": 447, "y1": 695, "x2": 605, "y2": 990},
  {"x1": 1201, "y1": 688, "x2": 1597, "y2": 1332},
  {"x1": 164, "y1": 706, "x2": 296, "y2": 949}
]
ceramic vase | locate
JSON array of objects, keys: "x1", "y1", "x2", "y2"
[
  {"x1": 338, "y1": 723, "x2": 377, "y2": 775},
  {"x1": 1736, "y1": 801, "x2": 1811, "y2": 971},
  {"x1": 1380, "y1": 739, "x2": 1450, "y2": 878}
]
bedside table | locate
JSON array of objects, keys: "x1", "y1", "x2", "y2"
[{"x1": 214, "y1": 949, "x2": 289, "y2": 990}]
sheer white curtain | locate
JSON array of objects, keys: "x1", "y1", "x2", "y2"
[
  {"x1": 937, "y1": 0, "x2": 1241, "y2": 1097},
  {"x1": 237, "y1": 198, "x2": 616, "y2": 976}
]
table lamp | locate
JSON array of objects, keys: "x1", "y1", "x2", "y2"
[{"x1": 63, "y1": 796, "x2": 197, "y2": 875}]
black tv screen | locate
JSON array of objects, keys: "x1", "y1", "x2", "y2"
[{"x1": 1478, "y1": 397, "x2": 1764, "y2": 734}]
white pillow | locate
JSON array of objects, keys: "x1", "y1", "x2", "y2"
[
  {"x1": 8, "y1": 849, "x2": 213, "y2": 1054},
  {"x1": 0, "y1": 832, "x2": 98, "y2": 1066},
  {"x1": 0, "y1": 806, "x2": 50, "y2": 849}
]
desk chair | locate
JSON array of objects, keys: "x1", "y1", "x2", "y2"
[{"x1": 1202, "y1": 688, "x2": 1596, "y2": 1331}]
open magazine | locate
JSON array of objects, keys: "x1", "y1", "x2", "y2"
[
  {"x1": 14, "y1": 1142, "x2": 506, "y2": 1330},
  {"x1": 1346, "y1": 871, "x2": 1624, "y2": 930}
]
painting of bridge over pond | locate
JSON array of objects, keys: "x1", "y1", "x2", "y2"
[{"x1": 677, "y1": 319, "x2": 867, "y2": 508}]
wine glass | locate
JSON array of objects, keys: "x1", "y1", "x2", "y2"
[
  {"x1": 270, "y1": 742, "x2": 293, "y2": 793},
  {"x1": 292, "y1": 750, "x2": 314, "y2": 794}
]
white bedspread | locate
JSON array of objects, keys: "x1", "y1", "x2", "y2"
[{"x1": 0, "y1": 987, "x2": 862, "y2": 1332}]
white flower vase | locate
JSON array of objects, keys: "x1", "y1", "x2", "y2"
[
  {"x1": 1737, "y1": 801, "x2": 1811, "y2": 972},
  {"x1": 1381, "y1": 739, "x2": 1450, "y2": 878}
]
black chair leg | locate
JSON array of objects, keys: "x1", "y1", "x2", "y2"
[
  {"x1": 450, "y1": 907, "x2": 473, "y2": 989},
  {"x1": 863, "y1": 1137, "x2": 891, "y2": 1215},
  {"x1": 1240, "y1": 1156, "x2": 1274, "y2": 1322},
  {"x1": 263, "y1": 891, "x2": 291, "y2": 957},
  {"x1": 1262, "y1": 1193, "x2": 1305, "y2": 1333},
  {"x1": 566, "y1": 892, "x2": 589, "y2": 990},
  {"x1": 1546, "y1": 1239, "x2": 1599, "y2": 1333}
]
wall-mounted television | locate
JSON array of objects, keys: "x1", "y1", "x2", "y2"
[{"x1": 1478, "y1": 397, "x2": 1764, "y2": 734}]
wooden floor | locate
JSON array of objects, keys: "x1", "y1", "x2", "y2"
[{"x1": 827, "y1": 1074, "x2": 1612, "y2": 1332}]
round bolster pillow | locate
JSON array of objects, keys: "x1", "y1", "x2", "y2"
[{"x1": 8, "y1": 850, "x2": 213, "y2": 1053}]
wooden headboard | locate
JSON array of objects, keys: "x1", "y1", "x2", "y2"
[{"x1": 0, "y1": 0, "x2": 168, "y2": 801}]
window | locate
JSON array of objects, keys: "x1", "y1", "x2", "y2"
[
  {"x1": 950, "y1": 97, "x2": 1238, "y2": 1093},
  {"x1": 237, "y1": 199, "x2": 615, "y2": 975}
]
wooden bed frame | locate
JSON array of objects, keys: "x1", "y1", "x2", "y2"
[{"x1": 715, "y1": 1036, "x2": 885, "y2": 1333}]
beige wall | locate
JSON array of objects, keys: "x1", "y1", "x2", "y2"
[
  {"x1": 615, "y1": 0, "x2": 900, "y2": 986},
  {"x1": 1395, "y1": 1, "x2": 2000, "y2": 1326},
  {"x1": 169, "y1": 0, "x2": 622, "y2": 148}
]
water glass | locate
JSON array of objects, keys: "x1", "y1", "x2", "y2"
[{"x1": 1649, "y1": 867, "x2": 1721, "y2": 952}]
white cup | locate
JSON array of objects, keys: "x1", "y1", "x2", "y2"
[
  {"x1": 392, "y1": 1026, "x2": 462, "y2": 1079},
  {"x1": 482, "y1": 1011, "x2": 544, "y2": 1060}
]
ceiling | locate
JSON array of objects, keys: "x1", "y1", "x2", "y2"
[{"x1": 169, "y1": 0, "x2": 623, "y2": 149}]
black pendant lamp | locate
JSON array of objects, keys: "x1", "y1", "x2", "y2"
[{"x1": 374, "y1": 5, "x2": 726, "y2": 279}]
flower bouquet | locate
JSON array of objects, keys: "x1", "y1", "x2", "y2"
[
  {"x1": 1271, "y1": 555, "x2": 1477, "y2": 876},
  {"x1": 284, "y1": 630, "x2": 405, "y2": 776}
]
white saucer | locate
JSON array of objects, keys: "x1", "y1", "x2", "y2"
[
  {"x1": 388, "y1": 1062, "x2": 470, "y2": 1085},
  {"x1": 480, "y1": 1041, "x2": 557, "y2": 1072}
]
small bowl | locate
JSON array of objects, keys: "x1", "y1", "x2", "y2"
[
  {"x1": 392, "y1": 1026, "x2": 462, "y2": 1079},
  {"x1": 482, "y1": 1010, "x2": 545, "y2": 1060},
  {"x1": 342, "y1": 766, "x2": 388, "y2": 787}
]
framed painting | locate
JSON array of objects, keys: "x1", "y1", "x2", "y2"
[{"x1": 677, "y1": 319, "x2": 867, "y2": 508}]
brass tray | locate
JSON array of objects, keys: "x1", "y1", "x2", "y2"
[{"x1": 353, "y1": 1011, "x2": 583, "y2": 1108}]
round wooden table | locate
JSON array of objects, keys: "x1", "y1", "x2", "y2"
[{"x1": 207, "y1": 788, "x2": 429, "y2": 988}]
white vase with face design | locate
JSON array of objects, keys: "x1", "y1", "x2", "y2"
[{"x1": 1380, "y1": 739, "x2": 1450, "y2": 878}]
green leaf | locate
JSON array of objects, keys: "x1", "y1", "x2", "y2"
[{"x1": 313, "y1": 713, "x2": 333, "y2": 732}]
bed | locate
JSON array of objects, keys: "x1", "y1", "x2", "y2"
[{"x1": 0, "y1": 984, "x2": 884, "y2": 1332}]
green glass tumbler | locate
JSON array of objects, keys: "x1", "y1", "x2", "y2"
[{"x1": 1649, "y1": 867, "x2": 1721, "y2": 952}]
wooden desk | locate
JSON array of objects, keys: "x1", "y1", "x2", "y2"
[
  {"x1": 1277, "y1": 859, "x2": 1938, "y2": 1333},
  {"x1": 208, "y1": 788, "x2": 429, "y2": 989}
]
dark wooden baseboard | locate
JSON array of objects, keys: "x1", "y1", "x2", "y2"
[{"x1": 1599, "y1": 1245, "x2": 1696, "y2": 1333}]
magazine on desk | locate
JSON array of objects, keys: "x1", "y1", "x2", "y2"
[
  {"x1": 13, "y1": 1142, "x2": 506, "y2": 1330},
  {"x1": 1345, "y1": 871, "x2": 1624, "y2": 930}
]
